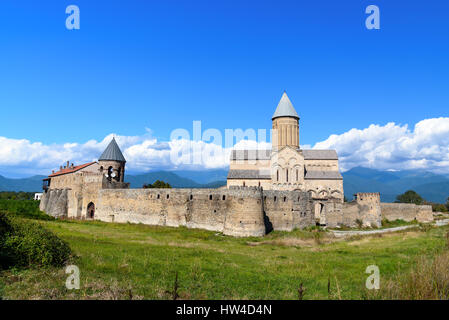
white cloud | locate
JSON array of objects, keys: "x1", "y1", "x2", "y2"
[
  {"x1": 313, "y1": 117, "x2": 449, "y2": 174},
  {"x1": 1, "y1": 117, "x2": 449, "y2": 177}
]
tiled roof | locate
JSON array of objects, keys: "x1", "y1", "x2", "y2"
[
  {"x1": 99, "y1": 138, "x2": 126, "y2": 162},
  {"x1": 48, "y1": 162, "x2": 97, "y2": 177},
  {"x1": 272, "y1": 92, "x2": 299, "y2": 120},
  {"x1": 304, "y1": 171, "x2": 342, "y2": 180},
  {"x1": 302, "y1": 149, "x2": 338, "y2": 160},
  {"x1": 227, "y1": 169, "x2": 271, "y2": 179},
  {"x1": 230, "y1": 149, "x2": 272, "y2": 161}
]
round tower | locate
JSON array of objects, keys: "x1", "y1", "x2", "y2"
[
  {"x1": 98, "y1": 137, "x2": 126, "y2": 182},
  {"x1": 272, "y1": 92, "x2": 300, "y2": 150}
]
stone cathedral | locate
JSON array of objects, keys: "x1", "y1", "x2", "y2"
[{"x1": 227, "y1": 92, "x2": 344, "y2": 203}]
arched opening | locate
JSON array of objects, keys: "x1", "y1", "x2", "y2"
[
  {"x1": 107, "y1": 166, "x2": 114, "y2": 180},
  {"x1": 87, "y1": 202, "x2": 95, "y2": 219},
  {"x1": 314, "y1": 203, "x2": 325, "y2": 225}
]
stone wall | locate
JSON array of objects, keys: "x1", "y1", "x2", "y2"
[
  {"x1": 39, "y1": 189, "x2": 68, "y2": 218},
  {"x1": 381, "y1": 203, "x2": 433, "y2": 223},
  {"x1": 263, "y1": 190, "x2": 314, "y2": 231},
  {"x1": 325, "y1": 193, "x2": 382, "y2": 228},
  {"x1": 94, "y1": 187, "x2": 266, "y2": 237}
]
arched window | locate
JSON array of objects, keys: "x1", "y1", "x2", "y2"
[
  {"x1": 107, "y1": 166, "x2": 113, "y2": 179},
  {"x1": 243, "y1": 181, "x2": 246, "y2": 187},
  {"x1": 276, "y1": 170, "x2": 279, "y2": 181}
]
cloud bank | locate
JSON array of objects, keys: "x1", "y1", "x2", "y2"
[
  {"x1": 314, "y1": 117, "x2": 449, "y2": 174},
  {"x1": 1, "y1": 117, "x2": 449, "y2": 177}
]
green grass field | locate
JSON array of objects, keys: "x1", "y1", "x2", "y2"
[{"x1": 1, "y1": 218, "x2": 448, "y2": 300}]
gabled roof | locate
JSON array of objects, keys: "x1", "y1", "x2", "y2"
[
  {"x1": 99, "y1": 138, "x2": 126, "y2": 162},
  {"x1": 304, "y1": 170, "x2": 342, "y2": 180},
  {"x1": 272, "y1": 92, "x2": 299, "y2": 120},
  {"x1": 302, "y1": 150, "x2": 338, "y2": 160},
  {"x1": 48, "y1": 162, "x2": 97, "y2": 177},
  {"x1": 227, "y1": 170, "x2": 271, "y2": 180},
  {"x1": 230, "y1": 149, "x2": 272, "y2": 161}
]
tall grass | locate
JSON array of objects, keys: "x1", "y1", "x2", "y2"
[{"x1": 366, "y1": 248, "x2": 449, "y2": 299}]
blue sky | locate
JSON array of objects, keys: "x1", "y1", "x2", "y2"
[{"x1": 0, "y1": 1, "x2": 448, "y2": 177}]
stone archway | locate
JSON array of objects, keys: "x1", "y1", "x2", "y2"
[
  {"x1": 314, "y1": 202, "x2": 325, "y2": 225},
  {"x1": 87, "y1": 202, "x2": 95, "y2": 219}
]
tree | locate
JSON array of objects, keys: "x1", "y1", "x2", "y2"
[
  {"x1": 395, "y1": 190, "x2": 424, "y2": 205},
  {"x1": 143, "y1": 180, "x2": 172, "y2": 189}
]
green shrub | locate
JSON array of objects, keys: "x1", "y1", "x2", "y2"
[
  {"x1": 0, "y1": 213, "x2": 71, "y2": 269},
  {"x1": 0, "y1": 199, "x2": 54, "y2": 221}
]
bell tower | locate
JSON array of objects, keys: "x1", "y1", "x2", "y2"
[
  {"x1": 98, "y1": 137, "x2": 126, "y2": 182},
  {"x1": 272, "y1": 92, "x2": 300, "y2": 150}
]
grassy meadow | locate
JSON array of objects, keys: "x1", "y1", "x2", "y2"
[{"x1": 1, "y1": 216, "x2": 448, "y2": 300}]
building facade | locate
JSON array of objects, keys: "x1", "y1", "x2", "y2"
[{"x1": 227, "y1": 92, "x2": 344, "y2": 223}]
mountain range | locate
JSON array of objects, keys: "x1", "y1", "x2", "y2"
[{"x1": 1, "y1": 167, "x2": 448, "y2": 204}]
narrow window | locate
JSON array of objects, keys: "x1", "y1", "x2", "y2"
[
  {"x1": 190, "y1": 195, "x2": 193, "y2": 200},
  {"x1": 258, "y1": 182, "x2": 261, "y2": 187},
  {"x1": 209, "y1": 195, "x2": 213, "y2": 200},
  {"x1": 277, "y1": 170, "x2": 279, "y2": 181},
  {"x1": 274, "y1": 196, "x2": 277, "y2": 202},
  {"x1": 243, "y1": 181, "x2": 246, "y2": 187},
  {"x1": 296, "y1": 169, "x2": 298, "y2": 181},
  {"x1": 166, "y1": 194, "x2": 169, "y2": 199},
  {"x1": 222, "y1": 195, "x2": 226, "y2": 200},
  {"x1": 157, "y1": 194, "x2": 160, "y2": 199},
  {"x1": 286, "y1": 169, "x2": 288, "y2": 182},
  {"x1": 283, "y1": 196, "x2": 287, "y2": 202}
]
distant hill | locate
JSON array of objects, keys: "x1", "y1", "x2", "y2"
[
  {"x1": 126, "y1": 171, "x2": 226, "y2": 189},
  {"x1": 343, "y1": 167, "x2": 449, "y2": 203},
  {"x1": 0, "y1": 175, "x2": 46, "y2": 192}
]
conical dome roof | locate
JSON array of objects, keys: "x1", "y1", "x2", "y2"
[
  {"x1": 99, "y1": 137, "x2": 126, "y2": 162},
  {"x1": 272, "y1": 92, "x2": 299, "y2": 120}
]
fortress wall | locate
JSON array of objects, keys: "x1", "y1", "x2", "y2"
[
  {"x1": 94, "y1": 187, "x2": 266, "y2": 237},
  {"x1": 39, "y1": 189, "x2": 68, "y2": 218},
  {"x1": 325, "y1": 193, "x2": 382, "y2": 228},
  {"x1": 381, "y1": 203, "x2": 433, "y2": 223},
  {"x1": 263, "y1": 190, "x2": 314, "y2": 231}
]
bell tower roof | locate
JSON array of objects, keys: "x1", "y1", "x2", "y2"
[
  {"x1": 272, "y1": 91, "x2": 299, "y2": 120},
  {"x1": 99, "y1": 137, "x2": 126, "y2": 162}
]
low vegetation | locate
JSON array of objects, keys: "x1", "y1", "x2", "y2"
[
  {"x1": 143, "y1": 180, "x2": 172, "y2": 189},
  {"x1": 0, "y1": 199, "x2": 54, "y2": 221},
  {"x1": 0, "y1": 213, "x2": 71, "y2": 270},
  {"x1": 0, "y1": 192, "x2": 36, "y2": 201},
  {"x1": 1, "y1": 216, "x2": 448, "y2": 300}
]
